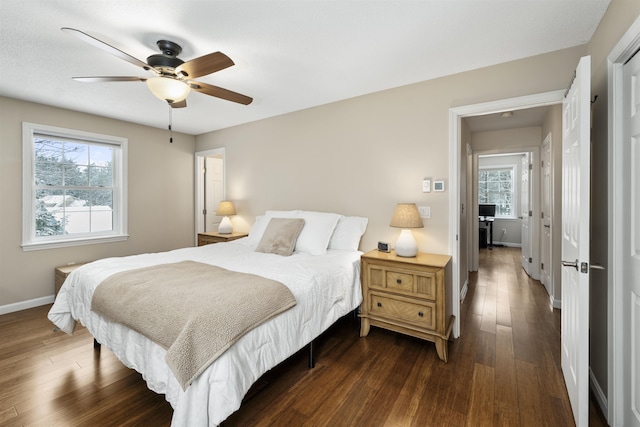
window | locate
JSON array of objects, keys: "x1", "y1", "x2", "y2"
[
  {"x1": 22, "y1": 123, "x2": 128, "y2": 250},
  {"x1": 478, "y1": 166, "x2": 515, "y2": 218}
]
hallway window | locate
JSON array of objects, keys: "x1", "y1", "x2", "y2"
[{"x1": 478, "y1": 166, "x2": 515, "y2": 218}]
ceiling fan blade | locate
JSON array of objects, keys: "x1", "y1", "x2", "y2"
[
  {"x1": 175, "y1": 52, "x2": 234, "y2": 79},
  {"x1": 190, "y1": 81, "x2": 253, "y2": 105},
  {"x1": 62, "y1": 27, "x2": 151, "y2": 71},
  {"x1": 72, "y1": 76, "x2": 146, "y2": 83},
  {"x1": 170, "y1": 100, "x2": 187, "y2": 108}
]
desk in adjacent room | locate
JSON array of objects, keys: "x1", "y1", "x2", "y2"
[{"x1": 479, "y1": 216, "x2": 494, "y2": 249}]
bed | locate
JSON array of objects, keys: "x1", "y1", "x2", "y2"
[{"x1": 48, "y1": 210, "x2": 367, "y2": 426}]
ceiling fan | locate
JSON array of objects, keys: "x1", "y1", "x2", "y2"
[{"x1": 62, "y1": 27, "x2": 253, "y2": 108}]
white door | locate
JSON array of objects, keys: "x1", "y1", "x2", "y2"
[
  {"x1": 521, "y1": 153, "x2": 531, "y2": 274},
  {"x1": 541, "y1": 135, "x2": 552, "y2": 294},
  {"x1": 561, "y1": 55, "x2": 591, "y2": 427},
  {"x1": 622, "y1": 49, "x2": 640, "y2": 427},
  {"x1": 204, "y1": 156, "x2": 224, "y2": 232}
]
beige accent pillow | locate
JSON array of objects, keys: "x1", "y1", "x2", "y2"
[{"x1": 255, "y1": 218, "x2": 305, "y2": 256}]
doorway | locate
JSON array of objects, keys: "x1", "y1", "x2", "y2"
[
  {"x1": 194, "y1": 148, "x2": 226, "y2": 243},
  {"x1": 449, "y1": 90, "x2": 564, "y2": 338}
]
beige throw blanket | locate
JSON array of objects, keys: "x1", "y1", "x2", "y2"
[{"x1": 91, "y1": 260, "x2": 297, "y2": 390}]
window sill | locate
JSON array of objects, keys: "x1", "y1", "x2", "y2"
[{"x1": 22, "y1": 234, "x2": 129, "y2": 251}]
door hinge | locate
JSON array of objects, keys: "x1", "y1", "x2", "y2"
[
  {"x1": 541, "y1": 263, "x2": 544, "y2": 270},
  {"x1": 541, "y1": 211, "x2": 545, "y2": 219},
  {"x1": 202, "y1": 209, "x2": 207, "y2": 215},
  {"x1": 541, "y1": 160, "x2": 544, "y2": 167},
  {"x1": 529, "y1": 210, "x2": 533, "y2": 217},
  {"x1": 529, "y1": 257, "x2": 533, "y2": 263},
  {"x1": 581, "y1": 262, "x2": 589, "y2": 274}
]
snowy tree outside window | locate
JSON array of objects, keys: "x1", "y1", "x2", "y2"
[
  {"x1": 22, "y1": 123, "x2": 128, "y2": 250},
  {"x1": 478, "y1": 167, "x2": 515, "y2": 218}
]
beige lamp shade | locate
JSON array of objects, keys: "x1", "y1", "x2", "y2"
[
  {"x1": 390, "y1": 203, "x2": 422, "y2": 257},
  {"x1": 216, "y1": 200, "x2": 237, "y2": 216},
  {"x1": 216, "y1": 200, "x2": 236, "y2": 234},
  {"x1": 390, "y1": 203, "x2": 423, "y2": 229}
]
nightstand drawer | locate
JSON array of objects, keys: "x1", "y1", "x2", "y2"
[
  {"x1": 367, "y1": 265, "x2": 437, "y2": 300},
  {"x1": 386, "y1": 271, "x2": 414, "y2": 292},
  {"x1": 370, "y1": 293, "x2": 436, "y2": 329}
]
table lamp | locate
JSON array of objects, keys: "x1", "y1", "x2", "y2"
[
  {"x1": 216, "y1": 200, "x2": 236, "y2": 234},
  {"x1": 390, "y1": 203, "x2": 423, "y2": 257}
]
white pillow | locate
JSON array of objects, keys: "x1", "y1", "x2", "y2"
[
  {"x1": 294, "y1": 211, "x2": 341, "y2": 255},
  {"x1": 245, "y1": 215, "x2": 270, "y2": 246},
  {"x1": 328, "y1": 216, "x2": 369, "y2": 251}
]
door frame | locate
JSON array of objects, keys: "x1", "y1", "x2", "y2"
[
  {"x1": 541, "y1": 132, "x2": 553, "y2": 298},
  {"x1": 194, "y1": 148, "x2": 226, "y2": 245},
  {"x1": 607, "y1": 15, "x2": 640, "y2": 426},
  {"x1": 449, "y1": 90, "x2": 564, "y2": 338}
]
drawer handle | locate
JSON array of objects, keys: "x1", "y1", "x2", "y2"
[
  {"x1": 418, "y1": 311, "x2": 424, "y2": 317},
  {"x1": 396, "y1": 279, "x2": 402, "y2": 284},
  {"x1": 377, "y1": 302, "x2": 382, "y2": 307}
]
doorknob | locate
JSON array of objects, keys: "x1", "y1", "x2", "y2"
[{"x1": 561, "y1": 259, "x2": 579, "y2": 271}]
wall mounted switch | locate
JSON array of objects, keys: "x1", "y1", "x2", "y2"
[
  {"x1": 422, "y1": 179, "x2": 431, "y2": 192},
  {"x1": 418, "y1": 206, "x2": 431, "y2": 219}
]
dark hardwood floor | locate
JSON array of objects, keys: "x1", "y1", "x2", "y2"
[{"x1": 0, "y1": 247, "x2": 608, "y2": 426}]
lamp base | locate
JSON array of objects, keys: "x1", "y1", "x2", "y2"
[
  {"x1": 218, "y1": 216, "x2": 233, "y2": 234},
  {"x1": 395, "y1": 229, "x2": 418, "y2": 257}
]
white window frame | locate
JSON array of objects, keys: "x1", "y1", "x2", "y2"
[
  {"x1": 478, "y1": 164, "x2": 517, "y2": 219},
  {"x1": 22, "y1": 122, "x2": 128, "y2": 250}
]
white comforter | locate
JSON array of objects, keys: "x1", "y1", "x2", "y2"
[{"x1": 48, "y1": 239, "x2": 363, "y2": 426}]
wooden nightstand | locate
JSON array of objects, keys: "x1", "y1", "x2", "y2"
[
  {"x1": 359, "y1": 249, "x2": 454, "y2": 362},
  {"x1": 197, "y1": 231, "x2": 248, "y2": 246},
  {"x1": 55, "y1": 263, "x2": 88, "y2": 296}
]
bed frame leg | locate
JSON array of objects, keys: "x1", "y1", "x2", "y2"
[
  {"x1": 93, "y1": 338, "x2": 101, "y2": 351},
  {"x1": 308, "y1": 340, "x2": 315, "y2": 369}
]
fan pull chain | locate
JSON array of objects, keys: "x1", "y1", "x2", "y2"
[{"x1": 168, "y1": 103, "x2": 173, "y2": 143}]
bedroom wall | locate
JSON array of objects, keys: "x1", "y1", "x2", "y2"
[
  {"x1": 0, "y1": 97, "x2": 196, "y2": 311},
  {"x1": 195, "y1": 45, "x2": 587, "y2": 257}
]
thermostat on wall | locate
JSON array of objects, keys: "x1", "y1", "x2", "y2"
[{"x1": 433, "y1": 180, "x2": 445, "y2": 192}]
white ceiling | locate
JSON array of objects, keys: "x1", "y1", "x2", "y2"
[{"x1": 0, "y1": 0, "x2": 610, "y2": 135}]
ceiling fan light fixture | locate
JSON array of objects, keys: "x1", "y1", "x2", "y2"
[{"x1": 146, "y1": 77, "x2": 190, "y2": 103}]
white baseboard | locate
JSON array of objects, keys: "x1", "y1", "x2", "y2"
[
  {"x1": 589, "y1": 366, "x2": 609, "y2": 424},
  {"x1": 460, "y1": 280, "x2": 468, "y2": 302},
  {"x1": 550, "y1": 295, "x2": 561, "y2": 309},
  {"x1": 492, "y1": 242, "x2": 522, "y2": 248},
  {"x1": 0, "y1": 295, "x2": 54, "y2": 315}
]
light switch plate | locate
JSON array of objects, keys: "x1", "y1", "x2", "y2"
[
  {"x1": 422, "y1": 179, "x2": 431, "y2": 192},
  {"x1": 418, "y1": 206, "x2": 431, "y2": 218}
]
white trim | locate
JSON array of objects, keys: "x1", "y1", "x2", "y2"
[
  {"x1": 607, "y1": 15, "x2": 640, "y2": 427},
  {"x1": 449, "y1": 90, "x2": 564, "y2": 339},
  {"x1": 590, "y1": 366, "x2": 609, "y2": 423},
  {"x1": 0, "y1": 295, "x2": 54, "y2": 315},
  {"x1": 460, "y1": 279, "x2": 468, "y2": 303}
]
